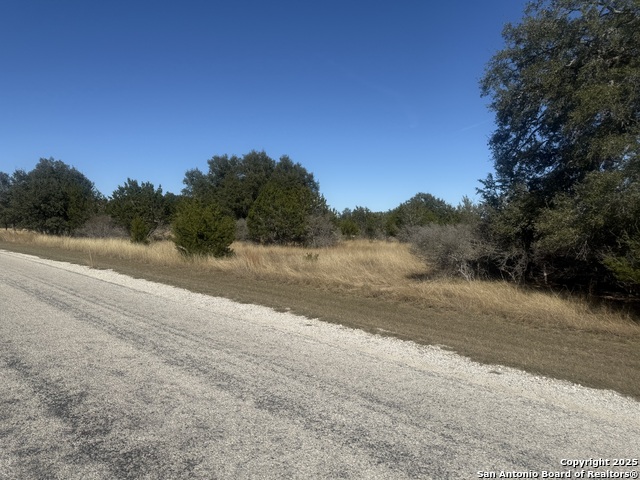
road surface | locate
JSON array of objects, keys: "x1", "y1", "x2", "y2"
[{"x1": 1, "y1": 250, "x2": 638, "y2": 479}]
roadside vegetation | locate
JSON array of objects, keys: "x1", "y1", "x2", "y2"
[
  {"x1": 1, "y1": 0, "x2": 639, "y2": 393},
  {"x1": 1, "y1": 230, "x2": 637, "y2": 338}
]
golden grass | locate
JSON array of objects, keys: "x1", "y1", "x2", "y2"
[{"x1": 2, "y1": 230, "x2": 638, "y2": 336}]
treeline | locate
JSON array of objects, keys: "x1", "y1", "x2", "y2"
[
  {"x1": 0, "y1": 153, "x2": 473, "y2": 247},
  {"x1": 1, "y1": 0, "x2": 638, "y2": 299},
  {"x1": 0, "y1": 147, "x2": 638, "y2": 296}
]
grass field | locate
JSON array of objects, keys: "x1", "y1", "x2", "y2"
[{"x1": 1, "y1": 230, "x2": 638, "y2": 337}]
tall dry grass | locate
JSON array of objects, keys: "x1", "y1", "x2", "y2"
[{"x1": 1, "y1": 230, "x2": 638, "y2": 336}]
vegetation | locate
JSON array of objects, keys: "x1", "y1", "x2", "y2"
[
  {"x1": 2, "y1": 230, "x2": 637, "y2": 338},
  {"x1": 183, "y1": 150, "x2": 333, "y2": 246},
  {"x1": 2, "y1": 1, "x2": 638, "y2": 349},
  {"x1": 4, "y1": 229, "x2": 640, "y2": 399},
  {"x1": 387, "y1": 193, "x2": 458, "y2": 236},
  {"x1": 106, "y1": 179, "x2": 171, "y2": 243},
  {"x1": 182, "y1": 150, "x2": 276, "y2": 219},
  {"x1": 2, "y1": 0, "x2": 640, "y2": 406},
  {"x1": 478, "y1": 0, "x2": 640, "y2": 294},
  {"x1": 0, "y1": 158, "x2": 100, "y2": 234},
  {"x1": 247, "y1": 182, "x2": 314, "y2": 245},
  {"x1": 172, "y1": 198, "x2": 235, "y2": 257}
]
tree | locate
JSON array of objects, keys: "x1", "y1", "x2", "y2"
[
  {"x1": 247, "y1": 182, "x2": 314, "y2": 245},
  {"x1": 0, "y1": 172, "x2": 14, "y2": 229},
  {"x1": 454, "y1": 196, "x2": 482, "y2": 226},
  {"x1": 269, "y1": 155, "x2": 320, "y2": 195},
  {"x1": 387, "y1": 193, "x2": 457, "y2": 235},
  {"x1": 481, "y1": 0, "x2": 640, "y2": 201},
  {"x1": 107, "y1": 179, "x2": 166, "y2": 243},
  {"x1": 181, "y1": 150, "x2": 323, "y2": 222},
  {"x1": 479, "y1": 0, "x2": 640, "y2": 291},
  {"x1": 162, "y1": 192, "x2": 180, "y2": 221},
  {"x1": 172, "y1": 198, "x2": 235, "y2": 257},
  {"x1": 7, "y1": 158, "x2": 100, "y2": 235},
  {"x1": 336, "y1": 207, "x2": 385, "y2": 239},
  {"x1": 182, "y1": 151, "x2": 276, "y2": 219},
  {"x1": 535, "y1": 165, "x2": 640, "y2": 291},
  {"x1": 183, "y1": 151, "x2": 332, "y2": 245},
  {"x1": 338, "y1": 209, "x2": 360, "y2": 238}
]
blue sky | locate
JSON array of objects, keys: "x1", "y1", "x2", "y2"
[{"x1": 1, "y1": 0, "x2": 528, "y2": 212}]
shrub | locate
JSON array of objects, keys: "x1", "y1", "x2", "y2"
[
  {"x1": 74, "y1": 214, "x2": 127, "y2": 238},
  {"x1": 602, "y1": 234, "x2": 640, "y2": 294},
  {"x1": 5, "y1": 158, "x2": 100, "y2": 234},
  {"x1": 339, "y1": 218, "x2": 359, "y2": 238},
  {"x1": 408, "y1": 224, "x2": 494, "y2": 280},
  {"x1": 306, "y1": 213, "x2": 339, "y2": 248},
  {"x1": 130, "y1": 216, "x2": 153, "y2": 244},
  {"x1": 247, "y1": 183, "x2": 312, "y2": 245},
  {"x1": 107, "y1": 179, "x2": 167, "y2": 239},
  {"x1": 172, "y1": 198, "x2": 235, "y2": 257}
]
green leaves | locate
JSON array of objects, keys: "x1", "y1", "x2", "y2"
[
  {"x1": 183, "y1": 151, "x2": 276, "y2": 219},
  {"x1": 172, "y1": 198, "x2": 235, "y2": 257},
  {"x1": 247, "y1": 183, "x2": 314, "y2": 245},
  {"x1": 480, "y1": 0, "x2": 640, "y2": 293},
  {"x1": 482, "y1": 0, "x2": 640, "y2": 199},
  {"x1": 2, "y1": 158, "x2": 99, "y2": 235},
  {"x1": 183, "y1": 151, "x2": 330, "y2": 246},
  {"x1": 107, "y1": 179, "x2": 166, "y2": 243}
]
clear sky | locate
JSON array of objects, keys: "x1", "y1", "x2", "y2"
[{"x1": 1, "y1": 0, "x2": 529, "y2": 212}]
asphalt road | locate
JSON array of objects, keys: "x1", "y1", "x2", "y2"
[{"x1": 1, "y1": 250, "x2": 638, "y2": 479}]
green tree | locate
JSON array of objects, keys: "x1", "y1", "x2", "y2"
[
  {"x1": 338, "y1": 210, "x2": 360, "y2": 238},
  {"x1": 181, "y1": 151, "x2": 323, "y2": 222},
  {"x1": 8, "y1": 158, "x2": 99, "y2": 235},
  {"x1": 454, "y1": 196, "x2": 482, "y2": 226},
  {"x1": 269, "y1": 155, "x2": 320, "y2": 195},
  {"x1": 172, "y1": 198, "x2": 235, "y2": 257},
  {"x1": 350, "y1": 206, "x2": 384, "y2": 239},
  {"x1": 535, "y1": 166, "x2": 640, "y2": 291},
  {"x1": 247, "y1": 182, "x2": 314, "y2": 245},
  {"x1": 479, "y1": 0, "x2": 640, "y2": 290},
  {"x1": 182, "y1": 151, "x2": 276, "y2": 219},
  {"x1": 0, "y1": 171, "x2": 14, "y2": 229},
  {"x1": 184, "y1": 151, "x2": 332, "y2": 245},
  {"x1": 481, "y1": 0, "x2": 640, "y2": 201},
  {"x1": 162, "y1": 192, "x2": 180, "y2": 221},
  {"x1": 107, "y1": 179, "x2": 166, "y2": 243},
  {"x1": 388, "y1": 193, "x2": 457, "y2": 235}
]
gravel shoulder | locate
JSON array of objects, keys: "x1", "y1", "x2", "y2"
[{"x1": 1, "y1": 249, "x2": 639, "y2": 479}]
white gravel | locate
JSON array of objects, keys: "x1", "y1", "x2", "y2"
[{"x1": 20, "y1": 250, "x2": 637, "y2": 411}]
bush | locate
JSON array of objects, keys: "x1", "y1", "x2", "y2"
[
  {"x1": 172, "y1": 198, "x2": 235, "y2": 257},
  {"x1": 5, "y1": 158, "x2": 100, "y2": 234},
  {"x1": 130, "y1": 216, "x2": 153, "y2": 244},
  {"x1": 408, "y1": 224, "x2": 494, "y2": 280},
  {"x1": 74, "y1": 215, "x2": 127, "y2": 238},
  {"x1": 107, "y1": 179, "x2": 167, "y2": 239},
  {"x1": 602, "y1": 234, "x2": 640, "y2": 294},
  {"x1": 306, "y1": 213, "x2": 339, "y2": 248},
  {"x1": 247, "y1": 183, "x2": 312, "y2": 245},
  {"x1": 339, "y1": 218, "x2": 359, "y2": 238}
]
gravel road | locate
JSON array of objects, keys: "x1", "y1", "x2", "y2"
[{"x1": 1, "y1": 249, "x2": 638, "y2": 479}]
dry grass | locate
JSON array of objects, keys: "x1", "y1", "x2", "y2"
[{"x1": 2, "y1": 230, "x2": 638, "y2": 337}]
